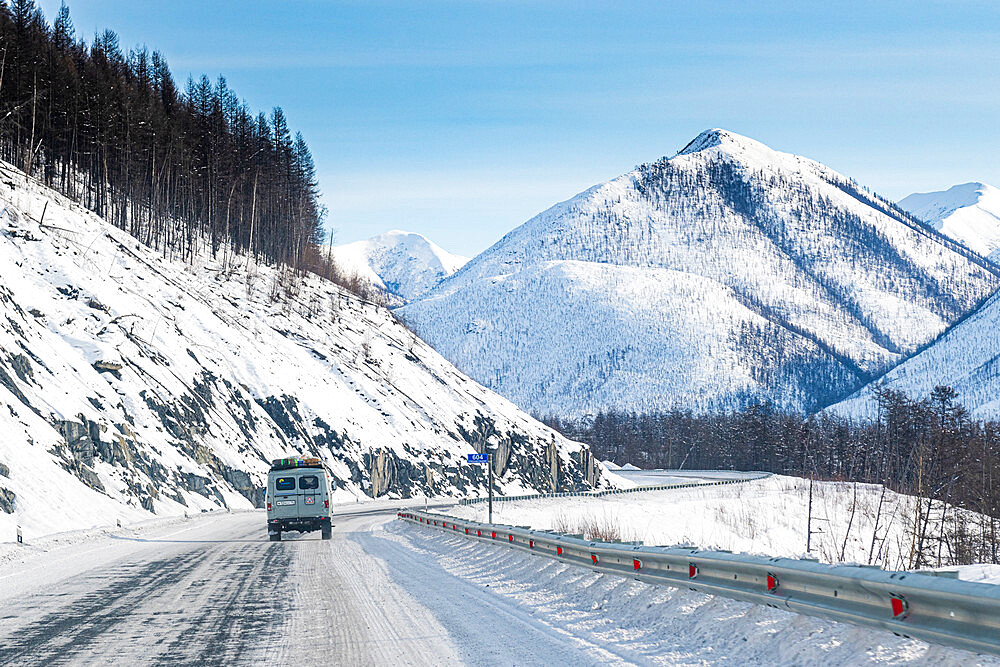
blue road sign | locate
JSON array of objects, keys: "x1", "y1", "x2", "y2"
[{"x1": 467, "y1": 453, "x2": 489, "y2": 463}]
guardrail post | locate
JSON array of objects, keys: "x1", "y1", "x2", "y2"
[{"x1": 16, "y1": 525, "x2": 22, "y2": 545}]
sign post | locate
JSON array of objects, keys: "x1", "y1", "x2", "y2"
[{"x1": 467, "y1": 451, "x2": 494, "y2": 523}]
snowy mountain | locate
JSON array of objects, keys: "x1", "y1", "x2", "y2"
[
  {"x1": 331, "y1": 230, "x2": 468, "y2": 301},
  {"x1": 0, "y1": 164, "x2": 602, "y2": 538},
  {"x1": 899, "y1": 182, "x2": 1000, "y2": 263},
  {"x1": 828, "y1": 286, "x2": 1000, "y2": 419},
  {"x1": 397, "y1": 129, "x2": 1000, "y2": 418}
]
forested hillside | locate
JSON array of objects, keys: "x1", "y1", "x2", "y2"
[{"x1": 0, "y1": 0, "x2": 323, "y2": 268}]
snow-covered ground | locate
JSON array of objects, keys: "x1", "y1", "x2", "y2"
[
  {"x1": 611, "y1": 468, "x2": 766, "y2": 486},
  {"x1": 387, "y1": 518, "x2": 998, "y2": 665},
  {"x1": 451, "y1": 473, "x2": 994, "y2": 574}
]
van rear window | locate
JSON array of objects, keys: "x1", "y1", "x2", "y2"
[
  {"x1": 299, "y1": 475, "x2": 319, "y2": 490},
  {"x1": 275, "y1": 477, "x2": 295, "y2": 491}
]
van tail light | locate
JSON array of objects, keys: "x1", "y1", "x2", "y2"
[
  {"x1": 324, "y1": 500, "x2": 329, "y2": 508},
  {"x1": 267, "y1": 503, "x2": 272, "y2": 511}
]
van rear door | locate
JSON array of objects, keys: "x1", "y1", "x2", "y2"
[
  {"x1": 271, "y1": 474, "x2": 299, "y2": 520},
  {"x1": 297, "y1": 472, "x2": 321, "y2": 517}
]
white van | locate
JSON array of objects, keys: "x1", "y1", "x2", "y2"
[{"x1": 265, "y1": 457, "x2": 333, "y2": 541}]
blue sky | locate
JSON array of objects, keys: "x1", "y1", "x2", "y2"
[{"x1": 37, "y1": 1, "x2": 1000, "y2": 257}]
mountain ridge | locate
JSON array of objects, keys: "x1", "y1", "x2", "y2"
[
  {"x1": 332, "y1": 230, "x2": 468, "y2": 302},
  {"x1": 899, "y1": 182, "x2": 1000, "y2": 263},
  {"x1": 398, "y1": 129, "x2": 1000, "y2": 417}
]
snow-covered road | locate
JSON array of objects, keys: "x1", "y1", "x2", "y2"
[
  {"x1": 0, "y1": 511, "x2": 291, "y2": 665},
  {"x1": 2, "y1": 503, "x2": 997, "y2": 665},
  {"x1": 0, "y1": 505, "x2": 649, "y2": 666}
]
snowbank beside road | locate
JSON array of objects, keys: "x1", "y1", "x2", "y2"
[
  {"x1": 390, "y1": 518, "x2": 999, "y2": 665},
  {"x1": 451, "y1": 474, "x2": 991, "y2": 573}
]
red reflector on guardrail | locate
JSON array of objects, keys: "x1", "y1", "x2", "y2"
[
  {"x1": 557, "y1": 546, "x2": 563, "y2": 555},
  {"x1": 766, "y1": 574, "x2": 778, "y2": 592},
  {"x1": 591, "y1": 554, "x2": 599, "y2": 564},
  {"x1": 509, "y1": 534, "x2": 514, "y2": 542},
  {"x1": 633, "y1": 559, "x2": 642, "y2": 570},
  {"x1": 529, "y1": 540, "x2": 534, "y2": 548},
  {"x1": 465, "y1": 528, "x2": 469, "y2": 534},
  {"x1": 891, "y1": 595, "x2": 908, "y2": 618},
  {"x1": 689, "y1": 563, "x2": 698, "y2": 578},
  {"x1": 477, "y1": 530, "x2": 481, "y2": 536}
]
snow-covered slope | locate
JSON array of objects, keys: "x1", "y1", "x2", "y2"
[
  {"x1": 398, "y1": 129, "x2": 1000, "y2": 417},
  {"x1": 0, "y1": 164, "x2": 601, "y2": 539},
  {"x1": 828, "y1": 286, "x2": 1000, "y2": 419},
  {"x1": 331, "y1": 230, "x2": 468, "y2": 301},
  {"x1": 899, "y1": 182, "x2": 1000, "y2": 263}
]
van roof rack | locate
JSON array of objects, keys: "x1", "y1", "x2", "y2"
[{"x1": 270, "y1": 457, "x2": 324, "y2": 471}]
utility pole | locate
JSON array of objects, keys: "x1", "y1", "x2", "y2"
[{"x1": 806, "y1": 476, "x2": 813, "y2": 553}]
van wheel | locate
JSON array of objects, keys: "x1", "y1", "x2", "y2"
[
  {"x1": 269, "y1": 531, "x2": 282, "y2": 542},
  {"x1": 321, "y1": 525, "x2": 332, "y2": 540}
]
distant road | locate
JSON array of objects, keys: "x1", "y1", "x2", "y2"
[{"x1": 608, "y1": 468, "x2": 769, "y2": 487}]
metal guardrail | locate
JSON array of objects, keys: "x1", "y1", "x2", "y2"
[
  {"x1": 399, "y1": 509, "x2": 1000, "y2": 656},
  {"x1": 458, "y1": 471, "x2": 773, "y2": 506}
]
